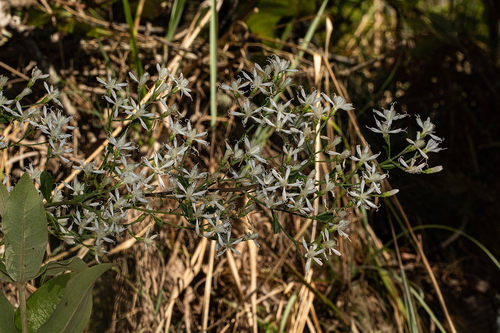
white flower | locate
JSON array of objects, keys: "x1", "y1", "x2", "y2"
[
  {"x1": 372, "y1": 103, "x2": 408, "y2": 125},
  {"x1": 362, "y1": 162, "x2": 387, "y2": 194},
  {"x1": 406, "y1": 132, "x2": 426, "y2": 157},
  {"x1": 73, "y1": 159, "x2": 106, "y2": 175},
  {"x1": 156, "y1": 64, "x2": 171, "y2": 81},
  {"x1": 164, "y1": 138, "x2": 188, "y2": 162},
  {"x1": 297, "y1": 87, "x2": 321, "y2": 108},
  {"x1": 321, "y1": 230, "x2": 341, "y2": 258},
  {"x1": 126, "y1": 99, "x2": 155, "y2": 131},
  {"x1": 269, "y1": 55, "x2": 298, "y2": 76},
  {"x1": 143, "y1": 227, "x2": 158, "y2": 250},
  {"x1": 203, "y1": 214, "x2": 230, "y2": 247},
  {"x1": 49, "y1": 139, "x2": 73, "y2": 163},
  {"x1": 25, "y1": 163, "x2": 41, "y2": 184},
  {"x1": 348, "y1": 179, "x2": 379, "y2": 210},
  {"x1": 229, "y1": 99, "x2": 262, "y2": 126},
  {"x1": 0, "y1": 91, "x2": 13, "y2": 111},
  {"x1": 108, "y1": 132, "x2": 136, "y2": 152},
  {"x1": 351, "y1": 145, "x2": 380, "y2": 164},
  {"x1": 184, "y1": 121, "x2": 208, "y2": 146},
  {"x1": 174, "y1": 73, "x2": 192, "y2": 99},
  {"x1": 29, "y1": 67, "x2": 49, "y2": 86},
  {"x1": 416, "y1": 115, "x2": 442, "y2": 141},
  {"x1": 6, "y1": 101, "x2": 35, "y2": 132},
  {"x1": 105, "y1": 94, "x2": 129, "y2": 117},
  {"x1": 422, "y1": 138, "x2": 445, "y2": 157},
  {"x1": 321, "y1": 93, "x2": 353, "y2": 111},
  {"x1": 424, "y1": 165, "x2": 443, "y2": 174},
  {"x1": 129, "y1": 71, "x2": 149, "y2": 89},
  {"x1": 243, "y1": 225, "x2": 260, "y2": 247},
  {"x1": 216, "y1": 229, "x2": 243, "y2": 257},
  {"x1": 43, "y1": 82, "x2": 62, "y2": 106},
  {"x1": 399, "y1": 157, "x2": 426, "y2": 174},
  {"x1": 272, "y1": 167, "x2": 302, "y2": 201},
  {"x1": 366, "y1": 116, "x2": 406, "y2": 136},
  {"x1": 303, "y1": 104, "x2": 328, "y2": 120},
  {"x1": 63, "y1": 178, "x2": 85, "y2": 196},
  {"x1": 175, "y1": 182, "x2": 207, "y2": 203},
  {"x1": 302, "y1": 238, "x2": 325, "y2": 275},
  {"x1": 96, "y1": 75, "x2": 128, "y2": 92},
  {"x1": 241, "y1": 68, "x2": 272, "y2": 94},
  {"x1": 244, "y1": 137, "x2": 266, "y2": 163},
  {"x1": 0, "y1": 75, "x2": 9, "y2": 90},
  {"x1": 220, "y1": 78, "x2": 250, "y2": 95},
  {"x1": 331, "y1": 216, "x2": 352, "y2": 241},
  {"x1": 143, "y1": 152, "x2": 173, "y2": 188}
]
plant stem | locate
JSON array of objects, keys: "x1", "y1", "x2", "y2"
[{"x1": 18, "y1": 282, "x2": 28, "y2": 333}]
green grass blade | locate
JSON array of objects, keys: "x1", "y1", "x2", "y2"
[
  {"x1": 122, "y1": 0, "x2": 143, "y2": 76},
  {"x1": 279, "y1": 292, "x2": 297, "y2": 333},
  {"x1": 166, "y1": 0, "x2": 187, "y2": 42},
  {"x1": 296, "y1": 0, "x2": 329, "y2": 61},
  {"x1": 389, "y1": 224, "x2": 500, "y2": 271},
  {"x1": 210, "y1": 0, "x2": 218, "y2": 129},
  {"x1": 359, "y1": 265, "x2": 447, "y2": 333}
]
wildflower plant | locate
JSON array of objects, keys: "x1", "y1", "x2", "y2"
[{"x1": 0, "y1": 55, "x2": 444, "y2": 332}]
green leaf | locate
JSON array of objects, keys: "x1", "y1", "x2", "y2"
[
  {"x1": 0, "y1": 290, "x2": 17, "y2": 333},
  {"x1": 316, "y1": 212, "x2": 334, "y2": 221},
  {"x1": 0, "y1": 260, "x2": 14, "y2": 283},
  {"x1": 0, "y1": 181, "x2": 9, "y2": 218},
  {"x1": 15, "y1": 274, "x2": 73, "y2": 333},
  {"x1": 35, "y1": 263, "x2": 114, "y2": 333},
  {"x1": 34, "y1": 257, "x2": 88, "y2": 280},
  {"x1": 3, "y1": 173, "x2": 47, "y2": 282},
  {"x1": 40, "y1": 171, "x2": 53, "y2": 202},
  {"x1": 271, "y1": 211, "x2": 281, "y2": 234}
]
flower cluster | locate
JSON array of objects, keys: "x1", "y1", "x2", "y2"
[{"x1": 0, "y1": 55, "x2": 444, "y2": 274}]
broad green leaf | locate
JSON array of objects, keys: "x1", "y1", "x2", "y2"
[
  {"x1": 246, "y1": 0, "x2": 315, "y2": 41},
  {"x1": 0, "y1": 182, "x2": 9, "y2": 218},
  {"x1": 35, "y1": 257, "x2": 88, "y2": 279},
  {"x1": 3, "y1": 173, "x2": 47, "y2": 282},
  {"x1": 36, "y1": 263, "x2": 114, "y2": 333},
  {"x1": 15, "y1": 274, "x2": 73, "y2": 333},
  {"x1": 0, "y1": 261, "x2": 14, "y2": 283},
  {"x1": 40, "y1": 171, "x2": 53, "y2": 202},
  {"x1": 0, "y1": 290, "x2": 17, "y2": 333}
]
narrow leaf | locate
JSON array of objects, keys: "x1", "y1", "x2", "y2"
[
  {"x1": 0, "y1": 181, "x2": 9, "y2": 218},
  {"x1": 40, "y1": 171, "x2": 53, "y2": 202},
  {"x1": 3, "y1": 173, "x2": 47, "y2": 282},
  {"x1": 36, "y1": 263, "x2": 114, "y2": 333},
  {"x1": 0, "y1": 291, "x2": 17, "y2": 333},
  {"x1": 271, "y1": 211, "x2": 281, "y2": 234},
  {"x1": 15, "y1": 274, "x2": 73, "y2": 333}
]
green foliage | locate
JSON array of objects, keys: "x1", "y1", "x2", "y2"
[
  {"x1": 0, "y1": 175, "x2": 113, "y2": 333},
  {"x1": 246, "y1": 0, "x2": 316, "y2": 43},
  {"x1": 35, "y1": 263, "x2": 114, "y2": 333},
  {"x1": 40, "y1": 171, "x2": 53, "y2": 203},
  {"x1": 0, "y1": 290, "x2": 17, "y2": 333},
  {"x1": 14, "y1": 274, "x2": 73, "y2": 333},
  {"x1": 0, "y1": 182, "x2": 9, "y2": 218},
  {"x1": 3, "y1": 173, "x2": 47, "y2": 282}
]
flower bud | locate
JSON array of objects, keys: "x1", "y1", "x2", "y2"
[
  {"x1": 424, "y1": 165, "x2": 443, "y2": 174},
  {"x1": 382, "y1": 189, "x2": 399, "y2": 197}
]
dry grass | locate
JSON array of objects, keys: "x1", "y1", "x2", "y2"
[{"x1": 3, "y1": 1, "x2": 498, "y2": 332}]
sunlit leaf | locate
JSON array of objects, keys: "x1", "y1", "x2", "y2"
[{"x1": 3, "y1": 173, "x2": 47, "y2": 282}]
